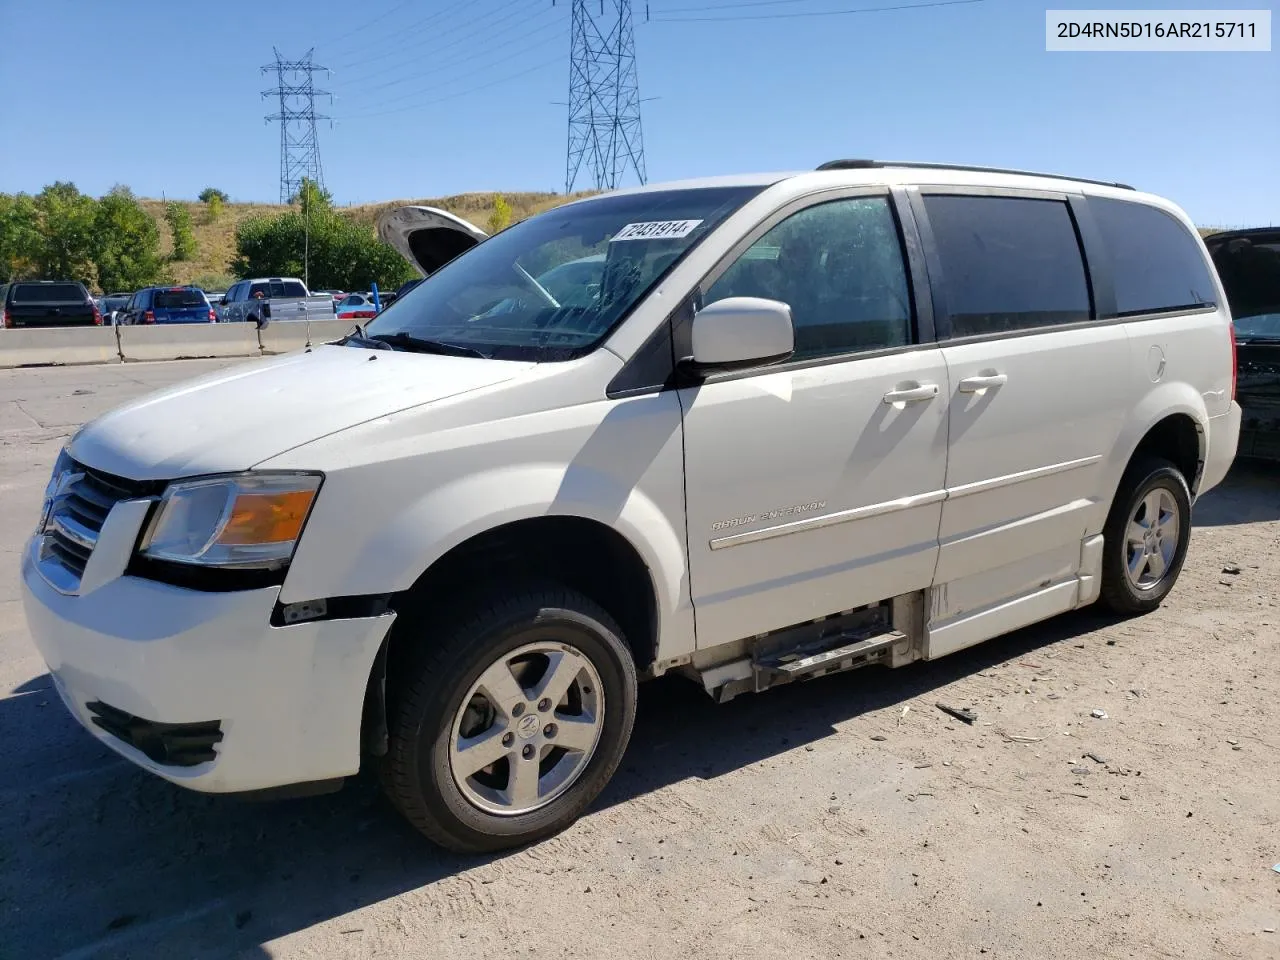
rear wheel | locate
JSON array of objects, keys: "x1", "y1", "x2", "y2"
[
  {"x1": 380, "y1": 583, "x2": 637, "y2": 853},
  {"x1": 1099, "y1": 457, "x2": 1192, "y2": 615}
]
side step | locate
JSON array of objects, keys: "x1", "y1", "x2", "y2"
[{"x1": 753, "y1": 628, "x2": 906, "y2": 686}]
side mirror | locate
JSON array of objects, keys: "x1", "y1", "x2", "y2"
[{"x1": 686, "y1": 297, "x2": 794, "y2": 374}]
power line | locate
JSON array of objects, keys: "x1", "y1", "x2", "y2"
[
  {"x1": 338, "y1": 4, "x2": 560, "y2": 97},
  {"x1": 651, "y1": 0, "x2": 983, "y2": 22},
  {"x1": 261, "y1": 48, "x2": 331, "y2": 204},
  {"x1": 659, "y1": 0, "x2": 876, "y2": 11},
  {"x1": 339, "y1": 26, "x2": 568, "y2": 112},
  {"x1": 311, "y1": 0, "x2": 415, "y2": 54},
  {"x1": 332, "y1": 0, "x2": 534, "y2": 82},
  {"x1": 338, "y1": 54, "x2": 564, "y2": 120},
  {"x1": 323, "y1": 2, "x2": 483, "y2": 71}
]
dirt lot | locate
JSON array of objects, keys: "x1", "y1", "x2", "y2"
[{"x1": 1, "y1": 360, "x2": 1277, "y2": 960}]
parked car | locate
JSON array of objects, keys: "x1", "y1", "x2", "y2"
[
  {"x1": 117, "y1": 286, "x2": 217, "y2": 325},
  {"x1": 335, "y1": 293, "x2": 378, "y2": 320},
  {"x1": 219, "y1": 277, "x2": 336, "y2": 325},
  {"x1": 1, "y1": 281, "x2": 101, "y2": 328},
  {"x1": 98, "y1": 293, "x2": 132, "y2": 324},
  {"x1": 22, "y1": 161, "x2": 1240, "y2": 855},
  {"x1": 1204, "y1": 227, "x2": 1280, "y2": 460}
]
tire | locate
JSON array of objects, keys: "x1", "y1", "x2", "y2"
[
  {"x1": 380, "y1": 582, "x2": 638, "y2": 853},
  {"x1": 1098, "y1": 456, "x2": 1192, "y2": 616}
]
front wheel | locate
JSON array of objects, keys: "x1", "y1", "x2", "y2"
[
  {"x1": 381, "y1": 583, "x2": 637, "y2": 853},
  {"x1": 1098, "y1": 457, "x2": 1192, "y2": 615}
]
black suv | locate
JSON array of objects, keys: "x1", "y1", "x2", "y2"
[{"x1": 0, "y1": 281, "x2": 101, "y2": 328}]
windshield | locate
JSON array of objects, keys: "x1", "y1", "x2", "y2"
[
  {"x1": 249, "y1": 280, "x2": 308, "y2": 299},
  {"x1": 1209, "y1": 235, "x2": 1280, "y2": 328},
  {"x1": 153, "y1": 289, "x2": 206, "y2": 308},
  {"x1": 12, "y1": 282, "x2": 86, "y2": 302},
  {"x1": 363, "y1": 185, "x2": 764, "y2": 360},
  {"x1": 1234, "y1": 313, "x2": 1280, "y2": 340}
]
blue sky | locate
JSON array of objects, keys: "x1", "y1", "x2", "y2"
[{"x1": 0, "y1": 0, "x2": 1274, "y2": 226}]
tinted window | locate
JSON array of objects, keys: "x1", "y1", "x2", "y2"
[
  {"x1": 1208, "y1": 234, "x2": 1280, "y2": 325},
  {"x1": 11, "y1": 282, "x2": 87, "y2": 303},
  {"x1": 154, "y1": 289, "x2": 206, "y2": 308},
  {"x1": 248, "y1": 280, "x2": 308, "y2": 299},
  {"x1": 924, "y1": 195, "x2": 1091, "y2": 336},
  {"x1": 705, "y1": 196, "x2": 913, "y2": 360},
  {"x1": 1093, "y1": 197, "x2": 1217, "y2": 317},
  {"x1": 365, "y1": 186, "x2": 764, "y2": 361}
]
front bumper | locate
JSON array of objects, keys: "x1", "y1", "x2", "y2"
[{"x1": 21, "y1": 535, "x2": 394, "y2": 794}]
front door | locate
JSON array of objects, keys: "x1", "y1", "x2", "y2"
[{"x1": 679, "y1": 192, "x2": 950, "y2": 649}]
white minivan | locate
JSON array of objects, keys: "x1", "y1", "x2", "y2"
[{"x1": 22, "y1": 161, "x2": 1240, "y2": 852}]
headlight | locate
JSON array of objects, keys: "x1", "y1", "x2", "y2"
[{"x1": 140, "y1": 473, "x2": 321, "y2": 568}]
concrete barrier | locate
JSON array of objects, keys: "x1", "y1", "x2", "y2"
[
  {"x1": 0, "y1": 326, "x2": 121, "y2": 368},
  {"x1": 118, "y1": 323, "x2": 262, "y2": 362},
  {"x1": 258, "y1": 319, "x2": 356, "y2": 354}
]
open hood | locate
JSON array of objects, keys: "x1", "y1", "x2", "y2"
[{"x1": 376, "y1": 205, "x2": 488, "y2": 277}]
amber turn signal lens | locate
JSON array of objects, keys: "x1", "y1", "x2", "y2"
[{"x1": 215, "y1": 490, "x2": 317, "y2": 546}]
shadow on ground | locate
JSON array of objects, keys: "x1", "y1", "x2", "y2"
[
  {"x1": 0, "y1": 462, "x2": 1270, "y2": 960},
  {"x1": 1, "y1": 609, "x2": 1119, "y2": 960},
  {"x1": 1192, "y1": 459, "x2": 1278, "y2": 526}
]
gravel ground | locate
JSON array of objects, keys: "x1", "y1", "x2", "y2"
[{"x1": 1, "y1": 359, "x2": 1277, "y2": 960}]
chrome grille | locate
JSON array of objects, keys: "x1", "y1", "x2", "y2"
[{"x1": 37, "y1": 460, "x2": 152, "y2": 592}]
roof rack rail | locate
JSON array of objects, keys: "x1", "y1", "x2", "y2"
[{"x1": 815, "y1": 159, "x2": 1135, "y2": 191}]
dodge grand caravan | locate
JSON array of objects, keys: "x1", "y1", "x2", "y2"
[{"x1": 22, "y1": 161, "x2": 1240, "y2": 853}]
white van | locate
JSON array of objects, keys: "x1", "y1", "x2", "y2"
[{"x1": 22, "y1": 161, "x2": 1240, "y2": 853}]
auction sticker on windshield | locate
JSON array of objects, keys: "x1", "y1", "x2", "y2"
[{"x1": 611, "y1": 219, "x2": 704, "y2": 242}]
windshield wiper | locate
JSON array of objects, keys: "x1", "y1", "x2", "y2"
[{"x1": 367, "y1": 332, "x2": 488, "y2": 358}]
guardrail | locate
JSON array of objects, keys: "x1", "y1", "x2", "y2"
[{"x1": 0, "y1": 320, "x2": 358, "y2": 369}]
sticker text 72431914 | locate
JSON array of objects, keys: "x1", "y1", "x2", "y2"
[{"x1": 610, "y1": 220, "x2": 704, "y2": 242}]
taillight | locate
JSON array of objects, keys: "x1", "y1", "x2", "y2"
[
  {"x1": 1, "y1": 307, "x2": 10, "y2": 328},
  {"x1": 208, "y1": 308, "x2": 217, "y2": 322},
  {"x1": 143, "y1": 310, "x2": 155, "y2": 324},
  {"x1": 1228, "y1": 322, "x2": 1237, "y2": 402},
  {"x1": 91, "y1": 302, "x2": 103, "y2": 325}
]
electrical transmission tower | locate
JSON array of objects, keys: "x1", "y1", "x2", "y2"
[
  {"x1": 261, "y1": 48, "x2": 332, "y2": 204},
  {"x1": 564, "y1": 0, "x2": 647, "y2": 194}
]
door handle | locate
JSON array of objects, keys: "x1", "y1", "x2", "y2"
[
  {"x1": 958, "y1": 373, "x2": 1008, "y2": 394},
  {"x1": 882, "y1": 383, "x2": 939, "y2": 405}
]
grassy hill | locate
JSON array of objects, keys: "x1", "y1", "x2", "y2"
[
  {"x1": 140, "y1": 192, "x2": 1232, "y2": 290},
  {"x1": 140, "y1": 192, "x2": 590, "y2": 289}
]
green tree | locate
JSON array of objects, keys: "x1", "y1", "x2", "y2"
[
  {"x1": 0, "y1": 193, "x2": 42, "y2": 283},
  {"x1": 487, "y1": 194, "x2": 512, "y2": 234},
  {"x1": 232, "y1": 202, "x2": 415, "y2": 293},
  {"x1": 199, "y1": 187, "x2": 227, "y2": 223},
  {"x1": 93, "y1": 187, "x2": 164, "y2": 292},
  {"x1": 33, "y1": 182, "x2": 98, "y2": 282},
  {"x1": 165, "y1": 202, "x2": 197, "y2": 261}
]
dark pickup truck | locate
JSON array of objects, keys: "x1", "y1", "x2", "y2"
[
  {"x1": 0, "y1": 281, "x2": 102, "y2": 329},
  {"x1": 1206, "y1": 228, "x2": 1280, "y2": 461}
]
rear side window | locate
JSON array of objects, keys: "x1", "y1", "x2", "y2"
[
  {"x1": 923, "y1": 195, "x2": 1091, "y2": 337},
  {"x1": 154, "y1": 289, "x2": 207, "y2": 308},
  {"x1": 1091, "y1": 197, "x2": 1217, "y2": 317},
  {"x1": 249, "y1": 280, "x2": 308, "y2": 299},
  {"x1": 11, "y1": 282, "x2": 88, "y2": 303}
]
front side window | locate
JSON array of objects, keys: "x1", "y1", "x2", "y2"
[
  {"x1": 1093, "y1": 197, "x2": 1217, "y2": 317},
  {"x1": 363, "y1": 186, "x2": 764, "y2": 361},
  {"x1": 703, "y1": 196, "x2": 913, "y2": 360},
  {"x1": 924, "y1": 194, "x2": 1092, "y2": 337}
]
